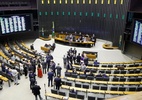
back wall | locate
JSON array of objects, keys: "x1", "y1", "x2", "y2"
[{"x1": 38, "y1": 0, "x2": 130, "y2": 46}]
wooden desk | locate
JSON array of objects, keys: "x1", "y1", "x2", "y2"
[
  {"x1": 41, "y1": 46, "x2": 50, "y2": 53},
  {"x1": 124, "y1": 82, "x2": 140, "y2": 85},
  {"x1": 107, "y1": 82, "x2": 124, "y2": 85},
  {"x1": 70, "y1": 87, "x2": 87, "y2": 92},
  {"x1": 45, "y1": 93, "x2": 81, "y2": 100},
  {"x1": 124, "y1": 91, "x2": 137, "y2": 95},
  {"x1": 45, "y1": 93, "x2": 63, "y2": 99},
  {"x1": 91, "y1": 80, "x2": 107, "y2": 84},
  {"x1": 106, "y1": 91, "x2": 142, "y2": 100},
  {"x1": 124, "y1": 74, "x2": 139, "y2": 77},
  {"x1": 105, "y1": 91, "x2": 124, "y2": 95},
  {"x1": 55, "y1": 37, "x2": 94, "y2": 47},
  {"x1": 109, "y1": 74, "x2": 125, "y2": 77},
  {"x1": 61, "y1": 85, "x2": 70, "y2": 90},
  {"x1": 103, "y1": 44, "x2": 118, "y2": 49},
  {"x1": 75, "y1": 79, "x2": 91, "y2": 83},
  {"x1": 66, "y1": 77, "x2": 75, "y2": 81},
  {"x1": 87, "y1": 89, "x2": 105, "y2": 94}
]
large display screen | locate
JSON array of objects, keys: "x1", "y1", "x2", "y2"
[
  {"x1": 0, "y1": 14, "x2": 32, "y2": 35},
  {"x1": 131, "y1": 20, "x2": 142, "y2": 46}
]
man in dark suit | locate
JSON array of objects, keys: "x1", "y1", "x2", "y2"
[
  {"x1": 54, "y1": 75, "x2": 62, "y2": 90},
  {"x1": 30, "y1": 44, "x2": 34, "y2": 50},
  {"x1": 55, "y1": 63, "x2": 62, "y2": 76},
  {"x1": 31, "y1": 83, "x2": 42, "y2": 100},
  {"x1": 76, "y1": 53, "x2": 81, "y2": 64},
  {"x1": 47, "y1": 70, "x2": 54, "y2": 87}
]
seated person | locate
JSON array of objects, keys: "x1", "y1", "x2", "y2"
[
  {"x1": 70, "y1": 88, "x2": 77, "y2": 95},
  {"x1": 65, "y1": 35, "x2": 69, "y2": 40},
  {"x1": 94, "y1": 60, "x2": 100, "y2": 65},
  {"x1": 87, "y1": 70, "x2": 94, "y2": 77},
  {"x1": 96, "y1": 72, "x2": 102, "y2": 78},
  {"x1": 116, "y1": 65, "x2": 124, "y2": 70},
  {"x1": 102, "y1": 73, "x2": 108, "y2": 78},
  {"x1": 72, "y1": 68, "x2": 77, "y2": 74}
]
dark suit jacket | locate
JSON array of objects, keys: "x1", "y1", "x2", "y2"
[
  {"x1": 32, "y1": 85, "x2": 41, "y2": 95},
  {"x1": 54, "y1": 77, "x2": 61, "y2": 86}
]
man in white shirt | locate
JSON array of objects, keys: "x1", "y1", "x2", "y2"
[{"x1": 11, "y1": 67, "x2": 19, "y2": 85}]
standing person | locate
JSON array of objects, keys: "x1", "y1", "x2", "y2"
[
  {"x1": 41, "y1": 58, "x2": 47, "y2": 74},
  {"x1": 55, "y1": 63, "x2": 62, "y2": 76},
  {"x1": 50, "y1": 60, "x2": 56, "y2": 76},
  {"x1": 31, "y1": 83, "x2": 43, "y2": 100},
  {"x1": 84, "y1": 56, "x2": 88, "y2": 66},
  {"x1": 46, "y1": 54, "x2": 51, "y2": 72},
  {"x1": 54, "y1": 75, "x2": 62, "y2": 90},
  {"x1": 37, "y1": 64, "x2": 43, "y2": 78},
  {"x1": 73, "y1": 53, "x2": 76, "y2": 64},
  {"x1": 23, "y1": 64, "x2": 28, "y2": 78},
  {"x1": 47, "y1": 70, "x2": 54, "y2": 87},
  {"x1": 63, "y1": 55, "x2": 67, "y2": 68},
  {"x1": 30, "y1": 44, "x2": 34, "y2": 50},
  {"x1": 11, "y1": 67, "x2": 19, "y2": 85},
  {"x1": 30, "y1": 77, "x2": 36, "y2": 89},
  {"x1": 29, "y1": 71, "x2": 36, "y2": 80},
  {"x1": 76, "y1": 53, "x2": 81, "y2": 64}
]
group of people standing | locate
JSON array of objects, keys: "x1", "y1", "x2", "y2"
[{"x1": 63, "y1": 48, "x2": 89, "y2": 72}]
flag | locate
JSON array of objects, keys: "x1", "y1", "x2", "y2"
[{"x1": 52, "y1": 21, "x2": 55, "y2": 37}]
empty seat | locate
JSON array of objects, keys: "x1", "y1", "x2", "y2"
[
  {"x1": 129, "y1": 65, "x2": 134, "y2": 67},
  {"x1": 111, "y1": 87, "x2": 118, "y2": 91},
  {"x1": 118, "y1": 87, "x2": 126, "y2": 91},
  {"x1": 101, "y1": 65, "x2": 107, "y2": 67},
  {"x1": 135, "y1": 77, "x2": 142, "y2": 82},
  {"x1": 108, "y1": 65, "x2": 113, "y2": 68},
  {"x1": 91, "y1": 69, "x2": 97, "y2": 73},
  {"x1": 100, "y1": 86, "x2": 107, "y2": 90},
  {"x1": 129, "y1": 70, "x2": 135, "y2": 74},
  {"x1": 134, "y1": 64, "x2": 139, "y2": 67},
  {"x1": 66, "y1": 81, "x2": 72, "y2": 86},
  {"x1": 136, "y1": 87, "x2": 142, "y2": 91},
  {"x1": 87, "y1": 76, "x2": 94, "y2": 80},
  {"x1": 128, "y1": 78, "x2": 136, "y2": 82},
  {"x1": 119, "y1": 77, "x2": 126, "y2": 82},
  {"x1": 120, "y1": 70, "x2": 126, "y2": 74},
  {"x1": 69, "y1": 92, "x2": 76, "y2": 98},
  {"x1": 129, "y1": 87, "x2": 136, "y2": 91},
  {"x1": 112, "y1": 77, "x2": 119, "y2": 82},
  {"x1": 59, "y1": 91, "x2": 66, "y2": 96},
  {"x1": 51, "y1": 89, "x2": 58, "y2": 94},
  {"x1": 77, "y1": 94, "x2": 85, "y2": 99},
  {"x1": 94, "y1": 65, "x2": 99, "y2": 67},
  {"x1": 135, "y1": 70, "x2": 141, "y2": 74},
  {"x1": 82, "y1": 83, "x2": 90, "y2": 89},
  {"x1": 96, "y1": 77, "x2": 103, "y2": 81},
  {"x1": 97, "y1": 97, "x2": 105, "y2": 100},
  {"x1": 65, "y1": 72, "x2": 71, "y2": 77},
  {"x1": 72, "y1": 73, "x2": 78, "y2": 78},
  {"x1": 106, "y1": 70, "x2": 111, "y2": 74},
  {"x1": 93, "y1": 85, "x2": 99, "y2": 90},
  {"x1": 88, "y1": 96, "x2": 96, "y2": 100},
  {"x1": 114, "y1": 70, "x2": 119, "y2": 74},
  {"x1": 103, "y1": 77, "x2": 109, "y2": 81},
  {"x1": 79, "y1": 75, "x2": 86, "y2": 79},
  {"x1": 75, "y1": 82, "x2": 82, "y2": 88}
]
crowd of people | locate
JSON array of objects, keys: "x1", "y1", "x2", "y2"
[{"x1": 64, "y1": 33, "x2": 96, "y2": 45}]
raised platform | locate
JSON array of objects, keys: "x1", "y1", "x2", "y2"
[{"x1": 55, "y1": 37, "x2": 94, "y2": 47}]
